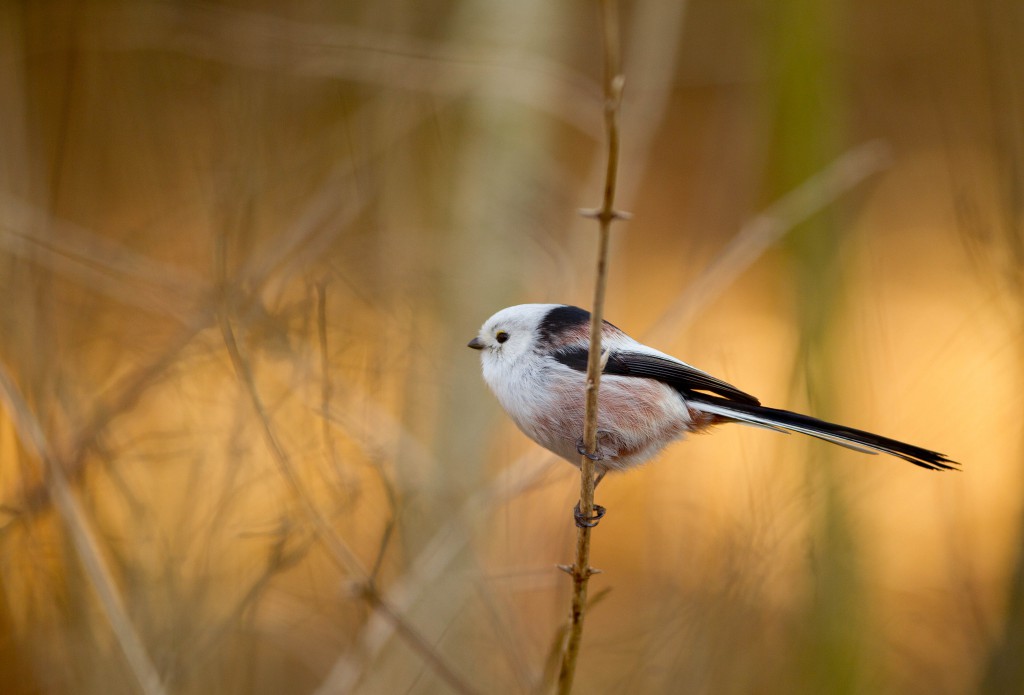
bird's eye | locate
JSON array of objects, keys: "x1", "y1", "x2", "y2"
[{"x1": 495, "y1": 331, "x2": 510, "y2": 344}]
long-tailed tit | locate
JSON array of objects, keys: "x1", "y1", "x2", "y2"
[{"x1": 468, "y1": 304, "x2": 957, "y2": 525}]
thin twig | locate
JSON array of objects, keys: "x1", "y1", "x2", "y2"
[
  {"x1": 0, "y1": 311, "x2": 214, "y2": 531},
  {"x1": 316, "y1": 281, "x2": 349, "y2": 503},
  {"x1": 0, "y1": 363, "x2": 168, "y2": 695},
  {"x1": 316, "y1": 281, "x2": 400, "y2": 581},
  {"x1": 218, "y1": 302, "x2": 479, "y2": 695},
  {"x1": 557, "y1": 1, "x2": 625, "y2": 692},
  {"x1": 644, "y1": 140, "x2": 892, "y2": 345},
  {"x1": 78, "y1": 4, "x2": 601, "y2": 138}
]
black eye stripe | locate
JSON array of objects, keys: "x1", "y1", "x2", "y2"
[{"x1": 496, "y1": 331, "x2": 510, "y2": 343}]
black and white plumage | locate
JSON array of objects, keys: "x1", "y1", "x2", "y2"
[{"x1": 468, "y1": 303, "x2": 957, "y2": 476}]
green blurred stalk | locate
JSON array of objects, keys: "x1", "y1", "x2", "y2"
[
  {"x1": 977, "y1": 0, "x2": 1024, "y2": 691},
  {"x1": 762, "y1": 1, "x2": 867, "y2": 693}
]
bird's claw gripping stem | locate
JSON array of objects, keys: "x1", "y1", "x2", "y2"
[
  {"x1": 576, "y1": 434, "x2": 609, "y2": 461},
  {"x1": 573, "y1": 502, "x2": 607, "y2": 528}
]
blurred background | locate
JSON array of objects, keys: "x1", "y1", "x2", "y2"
[{"x1": 0, "y1": 1, "x2": 1020, "y2": 693}]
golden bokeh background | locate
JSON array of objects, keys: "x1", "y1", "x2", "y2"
[{"x1": 0, "y1": 2, "x2": 1020, "y2": 693}]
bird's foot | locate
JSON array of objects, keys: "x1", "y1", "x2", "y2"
[
  {"x1": 576, "y1": 431, "x2": 612, "y2": 461},
  {"x1": 573, "y1": 502, "x2": 607, "y2": 528}
]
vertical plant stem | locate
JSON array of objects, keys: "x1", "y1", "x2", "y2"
[{"x1": 557, "y1": 1, "x2": 625, "y2": 692}]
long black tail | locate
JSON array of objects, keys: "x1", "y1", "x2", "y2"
[{"x1": 690, "y1": 395, "x2": 958, "y2": 471}]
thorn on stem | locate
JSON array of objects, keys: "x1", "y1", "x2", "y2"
[
  {"x1": 578, "y1": 208, "x2": 633, "y2": 223},
  {"x1": 557, "y1": 564, "x2": 603, "y2": 578},
  {"x1": 611, "y1": 74, "x2": 626, "y2": 97}
]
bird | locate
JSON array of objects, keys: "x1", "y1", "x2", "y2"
[{"x1": 467, "y1": 303, "x2": 958, "y2": 526}]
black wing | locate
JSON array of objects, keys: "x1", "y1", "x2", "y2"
[{"x1": 552, "y1": 346, "x2": 760, "y2": 406}]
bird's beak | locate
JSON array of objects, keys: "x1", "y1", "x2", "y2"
[{"x1": 467, "y1": 337, "x2": 485, "y2": 350}]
